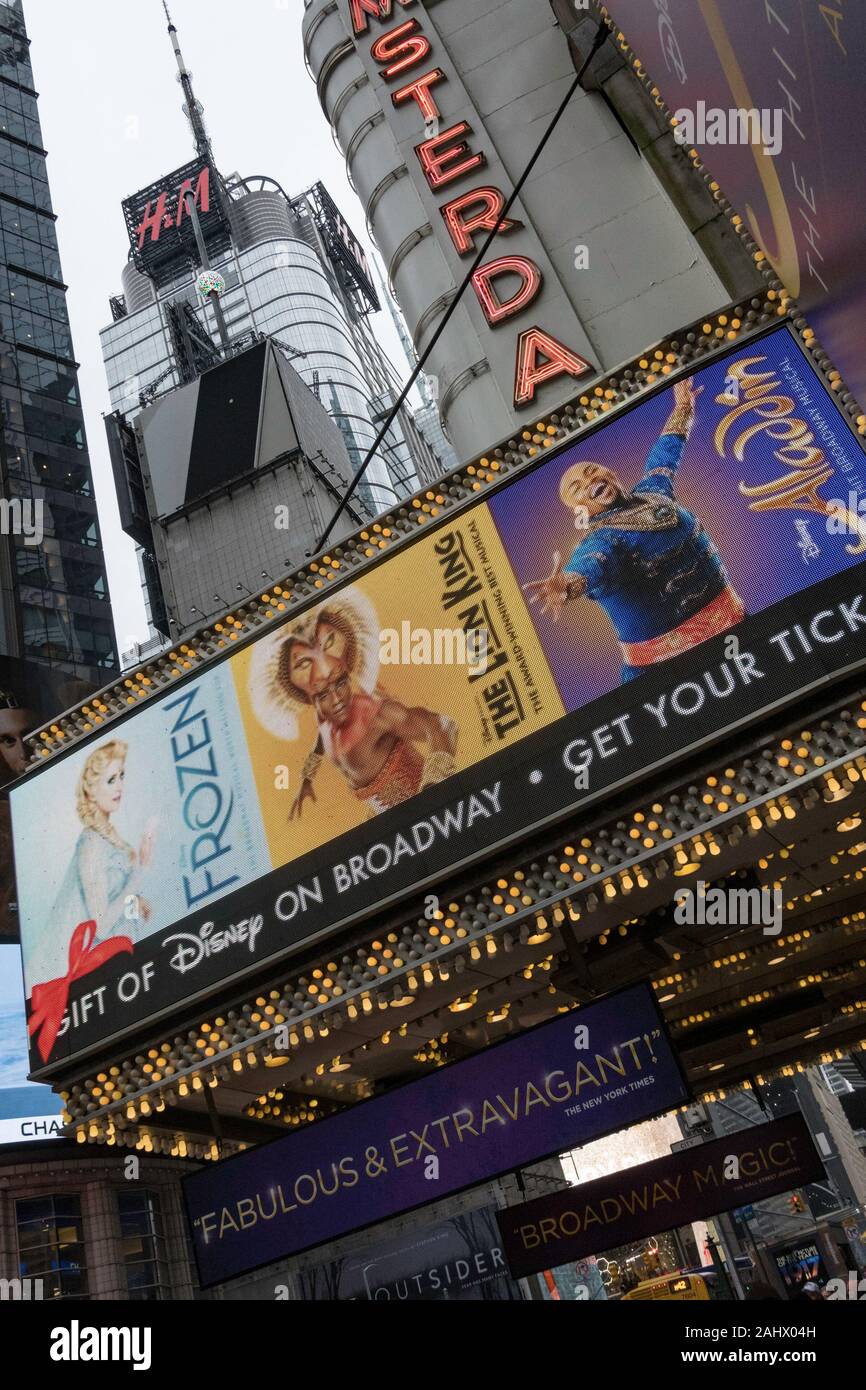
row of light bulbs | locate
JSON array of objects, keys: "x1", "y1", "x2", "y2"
[
  {"x1": 62, "y1": 704, "x2": 866, "y2": 1139},
  {"x1": 26, "y1": 286, "x2": 791, "y2": 766}
]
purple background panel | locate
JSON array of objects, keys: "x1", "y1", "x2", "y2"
[
  {"x1": 184, "y1": 983, "x2": 689, "y2": 1285},
  {"x1": 488, "y1": 327, "x2": 866, "y2": 711}
]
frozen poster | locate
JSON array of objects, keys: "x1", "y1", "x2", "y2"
[
  {"x1": 489, "y1": 326, "x2": 866, "y2": 711},
  {"x1": 12, "y1": 662, "x2": 269, "y2": 1003}
]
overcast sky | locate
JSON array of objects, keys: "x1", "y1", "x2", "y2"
[{"x1": 24, "y1": 0, "x2": 408, "y2": 652}]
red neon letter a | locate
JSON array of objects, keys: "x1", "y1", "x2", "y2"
[{"x1": 514, "y1": 327, "x2": 592, "y2": 406}]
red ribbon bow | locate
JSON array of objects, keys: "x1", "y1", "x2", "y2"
[{"x1": 27, "y1": 920, "x2": 133, "y2": 1063}]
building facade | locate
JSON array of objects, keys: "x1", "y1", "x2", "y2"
[
  {"x1": 303, "y1": 0, "x2": 758, "y2": 461},
  {"x1": 0, "y1": 1145, "x2": 197, "y2": 1300},
  {"x1": 101, "y1": 173, "x2": 444, "y2": 520},
  {"x1": 0, "y1": 0, "x2": 115, "y2": 684},
  {"x1": 110, "y1": 336, "x2": 369, "y2": 638},
  {"x1": 10, "y1": 0, "x2": 866, "y2": 1307}
]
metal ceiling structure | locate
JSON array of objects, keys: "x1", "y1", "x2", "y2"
[{"x1": 57, "y1": 671, "x2": 866, "y2": 1161}]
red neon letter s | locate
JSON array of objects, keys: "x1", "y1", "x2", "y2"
[
  {"x1": 514, "y1": 327, "x2": 592, "y2": 406},
  {"x1": 370, "y1": 18, "x2": 430, "y2": 79},
  {"x1": 472, "y1": 256, "x2": 542, "y2": 325},
  {"x1": 442, "y1": 187, "x2": 518, "y2": 255}
]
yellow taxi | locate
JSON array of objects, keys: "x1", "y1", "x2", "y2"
[{"x1": 621, "y1": 1272, "x2": 711, "y2": 1301}]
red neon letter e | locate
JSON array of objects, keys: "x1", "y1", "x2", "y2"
[{"x1": 415, "y1": 122, "x2": 486, "y2": 191}]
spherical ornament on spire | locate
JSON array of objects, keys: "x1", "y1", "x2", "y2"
[{"x1": 196, "y1": 269, "x2": 225, "y2": 297}]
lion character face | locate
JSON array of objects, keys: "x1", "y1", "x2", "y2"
[{"x1": 282, "y1": 618, "x2": 357, "y2": 727}]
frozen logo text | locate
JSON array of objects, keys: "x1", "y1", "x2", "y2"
[{"x1": 165, "y1": 685, "x2": 239, "y2": 908}]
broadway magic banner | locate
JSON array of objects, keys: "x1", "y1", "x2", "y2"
[
  {"x1": 183, "y1": 983, "x2": 690, "y2": 1287},
  {"x1": 497, "y1": 1113, "x2": 823, "y2": 1280},
  {"x1": 12, "y1": 325, "x2": 866, "y2": 1074}
]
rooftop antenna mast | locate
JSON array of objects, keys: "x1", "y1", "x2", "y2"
[
  {"x1": 162, "y1": 2, "x2": 231, "y2": 353},
  {"x1": 163, "y1": 1, "x2": 211, "y2": 164}
]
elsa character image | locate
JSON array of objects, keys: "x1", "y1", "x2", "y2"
[{"x1": 30, "y1": 740, "x2": 157, "y2": 986}]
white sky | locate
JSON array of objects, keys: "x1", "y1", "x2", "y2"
[{"x1": 24, "y1": 0, "x2": 409, "y2": 651}]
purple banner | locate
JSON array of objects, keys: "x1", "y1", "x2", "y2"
[
  {"x1": 606, "y1": 0, "x2": 866, "y2": 404},
  {"x1": 183, "y1": 983, "x2": 689, "y2": 1286},
  {"x1": 497, "y1": 1112, "x2": 823, "y2": 1279}
]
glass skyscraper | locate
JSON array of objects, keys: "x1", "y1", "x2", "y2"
[
  {"x1": 0, "y1": 0, "x2": 115, "y2": 682},
  {"x1": 101, "y1": 176, "x2": 445, "y2": 519}
]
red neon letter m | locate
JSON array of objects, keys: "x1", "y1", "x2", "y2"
[{"x1": 348, "y1": 0, "x2": 415, "y2": 36}]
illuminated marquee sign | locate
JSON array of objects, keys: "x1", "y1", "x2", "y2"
[
  {"x1": 12, "y1": 324, "x2": 866, "y2": 1078},
  {"x1": 348, "y1": 0, "x2": 592, "y2": 407},
  {"x1": 122, "y1": 158, "x2": 231, "y2": 288},
  {"x1": 497, "y1": 1112, "x2": 823, "y2": 1279},
  {"x1": 184, "y1": 983, "x2": 689, "y2": 1285}
]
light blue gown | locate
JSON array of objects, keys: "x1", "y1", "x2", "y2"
[{"x1": 27, "y1": 829, "x2": 139, "y2": 988}]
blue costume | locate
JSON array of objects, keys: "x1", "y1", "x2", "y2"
[{"x1": 563, "y1": 433, "x2": 741, "y2": 681}]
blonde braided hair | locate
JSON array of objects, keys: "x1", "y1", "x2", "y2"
[{"x1": 76, "y1": 739, "x2": 134, "y2": 860}]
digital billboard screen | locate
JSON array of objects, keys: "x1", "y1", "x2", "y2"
[
  {"x1": 12, "y1": 324, "x2": 866, "y2": 1074},
  {"x1": 604, "y1": 0, "x2": 866, "y2": 409},
  {"x1": 0, "y1": 944, "x2": 63, "y2": 1144},
  {"x1": 183, "y1": 983, "x2": 690, "y2": 1286}
]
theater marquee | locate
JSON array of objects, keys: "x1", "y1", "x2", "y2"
[
  {"x1": 497, "y1": 1112, "x2": 823, "y2": 1279},
  {"x1": 183, "y1": 983, "x2": 689, "y2": 1286},
  {"x1": 13, "y1": 325, "x2": 866, "y2": 1075}
]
